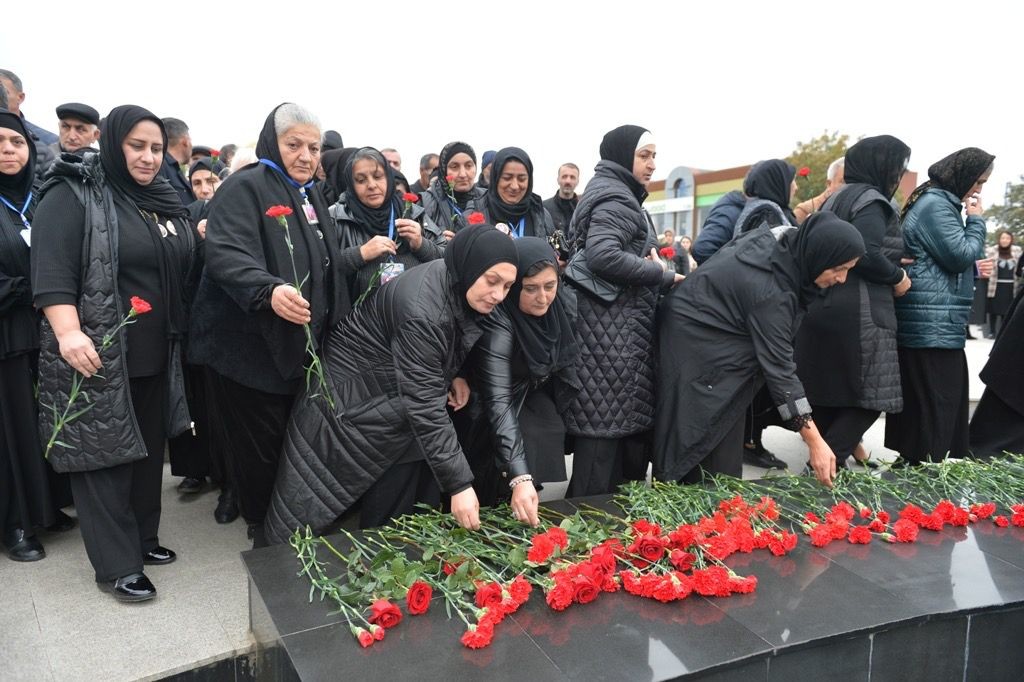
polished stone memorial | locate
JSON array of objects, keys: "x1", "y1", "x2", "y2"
[{"x1": 241, "y1": 495, "x2": 1024, "y2": 681}]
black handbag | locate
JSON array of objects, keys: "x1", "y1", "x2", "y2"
[{"x1": 563, "y1": 248, "x2": 623, "y2": 303}]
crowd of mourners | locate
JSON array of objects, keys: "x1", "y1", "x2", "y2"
[{"x1": 2, "y1": 68, "x2": 1023, "y2": 603}]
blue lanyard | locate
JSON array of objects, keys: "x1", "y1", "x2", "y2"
[
  {"x1": 512, "y1": 217, "x2": 525, "y2": 239},
  {"x1": 258, "y1": 158, "x2": 315, "y2": 192},
  {"x1": 388, "y1": 204, "x2": 396, "y2": 241},
  {"x1": 0, "y1": 191, "x2": 32, "y2": 230},
  {"x1": 447, "y1": 197, "x2": 464, "y2": 216}
]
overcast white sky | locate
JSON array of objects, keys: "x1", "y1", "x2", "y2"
[{"x1": 3, "y1": 0, "x2": 1019, "y2": 214}]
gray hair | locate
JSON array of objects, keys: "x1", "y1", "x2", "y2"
[
  {"x1": 229, "y1": 147, "x2": 258, "y2": 175},
  {"x1": 162, "y1": 117, "x2": 190, "y2": 144},
  {"x1": 0, "y1": 69, "x2": 23, "y2": 93},
  {"x1": 273, "y1": 103, "x2": 321, "y2": 137},
  {"x1": 0, "y1": 86, "x2": 7, "y2": 109},
  {"x1": 827, "y1": 157, "x2": 845, "y2": 182},
  {"x1": 351, "y1": 147, "x2": 387, "y2": 173}
]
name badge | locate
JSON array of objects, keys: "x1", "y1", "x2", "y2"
[
  {"x1": 303, "y1": 201, "x2": 319, "y2": 226},
  {"x1": 20, "y1": 228, "x2": 31, "y2": 247},
  {"x1": 380, "y1": 261, "x2": 405, "y2": 285}
]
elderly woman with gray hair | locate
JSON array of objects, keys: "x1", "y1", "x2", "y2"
[{"x1": 189, "y1": 103, "x2": 352, "y2": 546}]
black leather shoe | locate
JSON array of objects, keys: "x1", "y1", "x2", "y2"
[
  {"x1": 742, "y1": 444, "x2": 788, "y2": 470},
  {"x1": 45, "y1": 510, "x2": 77, "y2": 533},
  {"x1": 143, "y1": 546, "x2": 177, "y2": 565},
  {"x1": 100, "y1": 572, "x2": 156, "y2": 602},
  {"x1": 177, "y1": 477, "x2": 205, "y2": 494},
  {"x1": 214, "y1": 489, "x2": 239, "y2": 524},
  {"x1": 4, "y1": 529, "x2": 45, "y2": 562}
]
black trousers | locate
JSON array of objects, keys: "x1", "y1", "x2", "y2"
[
  {"x1": 357, "y1": 460, "x2": 440, "y2": 530},
  {"x1": 567, "y1": 433, "x2": 650, "y2": 497},
  {"x1": 205, "y1": 369, "x2": 293, "y2": 526},
  {"x1": 168, "y1": 364, "x2": 225, "y2": 484},
  {"x1": 812, "y1": 406, "x2": 879, "y2": 462},
  {"x1": 681, "y1": 412, "x2": 745, "y2": 484},
  {"x1": 70, "y1": 373, "x2": 166, "y2": 582}
]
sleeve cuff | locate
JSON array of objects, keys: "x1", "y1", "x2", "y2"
[
  {"x1": 34, "y1": 292, "x2": 79, "y2": 308},
  {"x1": 777, "y1": 396, "x2": 811, "y2": 422}
]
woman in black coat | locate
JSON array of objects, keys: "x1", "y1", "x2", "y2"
[
  {"x1": 0, "y1": 111, "x2": 73, "y2": 562},
  {"x1": 32, "y1": 106, "x2": 197, "y2": 600},
  {"x1": 455, "y1": 237, "x2": 581, "y2": 521},
  {"x1": 420, "y1": 140, "x2": 486, "y2": 238},
  {"x1": 562, "y1": 125, "x2": 681, "y2": 496},
  {"x1": 732, "y1": 159, "x2": 798, "y2": 236},
  {"x1": 471, "y1": 147, "x2": 554, "y2": 240},
  {"x1": 795, "y1": 136, "x2": 912, "y2": 469},
  {"x1": 263, "y1": 225, "x2": 519, "y2": 543},
  {"x1": 654, "y1": 212, "x2": 865, "y2": 487},
  {"x1": 188, "y1": 103, "x2": 351, "y2": 547},
  {"x1": 329, "y1": 147, "x2": 445, "y2": 304},
  {"x1": 970, "y1": 286, "x2": 1024, "y2": 456}
]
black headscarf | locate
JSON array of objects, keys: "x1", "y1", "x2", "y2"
[
  {"x1": 599, "y1": 124, "x2": 648, "y2": 172},
  {"x1": 342, "y1": 147, "x2": 402, "y2": 237},
  {"x1": 484, "y1": 147, "x2": 545, "y2": 229},
  {"x1": 99, "y1": 105, "x2": 188, "y2": 218},
  {"x1": 443, "y1": 223, "x2": 518, "y2": 303},
  {"x1": 744, "y1": 159, "x2": 796, "y2": 209},
  {"x1": 0, "y1": 109, "x2": 36, "y2": 208},
  {"x1": 503, "y1": 237, "x2": 579, "y2": 378},
  {"x1": 843, "y1": 135, "x2": 911, "y2": 200},
  {"x1": 438, "y1": 140, "x2": 476, "y2": 202},
  {"x1": 772, "y1": 211, "x2": 866, "y2": 306},
  {"x1": 320, "y1": 146, "x2": 358, "y2": 204},
  {"x1": 189, "y1": 157, "x2": 216, "y2": 181},
  {"x1": 902, "y1": 147, "x2": 995, "y2": 219}
]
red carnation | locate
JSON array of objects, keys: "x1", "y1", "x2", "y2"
[
  {"x1": 876, "y1": 510, "x2": 891, "y2": 525},
  {"x1": 474, "y1": 581, "x2": 503, "y2": 609},
  {"x1": 659, "y1": 246, "x2": 676, "y2": 260},
  {"x1": 403, "y1": 192, "x2": 419, "y2": 203},
  {"x1": 651, "y1": 576, "x2": 679, "y2": 603},
  {"x1": 728, "y1": 574, "x2": 758, "y2": 594},
  {"x1": 808, "y1": 523, "x2": 836, "y2": 547},
  {"x1": 692, "y1": 566, "x2": 732, "y2": 597},
  {"x1": 367, "y1": 599, "x2": 402, "y2": 629},
  {"x1": 527, "y1": 533, "x2": 555, "y2": 563},
  {"x1": 370, "y1": 624, "x2": 385, "y2": 641},
  {"x1": 546, "y1": 527, "x2": 569, "y2": 551},
  {"x1": 356, "y1": 627, "x2": 374, "y2": 648},
  {"x1": 798, "y1": 166, "x2": 811, "y2": 177},
  {"x1": 129, "y1": 296, "x2": 153, "y2": 316},
  {"x1": 892, "y1": 518, "x2": 919, "y2": 543},
  {"x1": 848, "y1": 526, "x2": 872, "y2": 544},
  {"x1": 265, "y1": 205, "x2": 293, "y2": 219},
  {"x1": 868, "y1": 518, "x2": 886, "y2": 533},
  {"x1": 994, "y1": 515, "x2": 1010, "y2": 528},
  {"x1": 466, "y1": 211, "x2": 486, "y2": 225},
  {"x1": 405, "y1": 580, "x2": 432, "y2": 615},
  {"x1": 545, "y1": 581, "x2": 574, "y2": 611},
  {"x1": 443, "y1": 559, "x2": 463, "y2": 575},
  {"x1": 509, "y1": 575, "x2": 532, "y2": 605},
  {"x1": 971, "y1": 502, "x2": 996, "y2": 520},
  {"x1": 859, "y1": 507, "x2": 873, "y2": 519},
  {"x1": 460, "y1": 623, "x2": 494, "y2": 649},
  {"x1": 210, "y1": 149, "x2": 220, "y2": 158}
]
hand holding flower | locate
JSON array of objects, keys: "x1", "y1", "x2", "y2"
[
  {"x1": 57, "y1": 328, "x2": 102, "y2": 378},
  {"x1": 271, "y1": 284, "x2": 311, "y2": 325},
  {"x1": 394, "y1": 218, "x2": 423, "y2": 251},
  {"x1": 360, "y1": 235, "x2": 398, "y2": 262},
  {"x1": 450, "y1": 487, "x2": 481, "y2": 530}
]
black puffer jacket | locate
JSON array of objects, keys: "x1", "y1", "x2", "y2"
[
  {"x1": 562, "y1": 160, "x2": 674, "y2": 438},
  {"x1": 795, "y1": 187, "x2": 904, "y2": 412},
  {"x1": 263, "y1": 259, "x2": 482, "y2": 543},
  {"x1": 467, "y1": 195, "x2": 555, "y2": 240},
  {"x1": 330, "y1": 196, "x2": 445, "y2": 304},
  {"x1": 33, "y1": 156, "x2": 191, "y2": 473}
]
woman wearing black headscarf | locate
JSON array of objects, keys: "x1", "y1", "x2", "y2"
[
  {"x1": 185, "y1": 156, "x2": 220, "y2": 228},
  {"x1": 0, "y1": 111, "x2": 74, "y2": 562},
  {"x1": 970, "y1": 286, "x2": 1024, "y2": 457},
  {"x1": 189, "y1": 103, "x2": 351, "y2": 547},
  {"x1": 887, "y1": 148, "x2": 994, "y2": 464},
  {"x1": 329, "y1": 147, "x2": 444, "y2": 304},
  {"x1": 471, "y1": 147, "x2": 555, "y2": 240},
  {"x1": 420, "y1": 141, "x2": 487, "y2": 238},
  {"x1": 732, "y1": 159, "x2": 798, "y2": 236},
  {"x1": 655, "y1": 213, "x2": 866, "y2": 486},
  {"x1": 455, "y1": 237, "x2": 580, "y2": 518},
  {"x1": 263, "y1": 225, "x2": 518, "y2": 542},
  {"x1": 795, "y1": 135, "x2": 911, "y2": 470},
  {"x1": 561, "y1": 125, "x2": 681, "y2": 496},
  {"x1": 32, "y1": 105, "x2": 198, "y2": 600}
]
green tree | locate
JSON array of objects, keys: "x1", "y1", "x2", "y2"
[
  {"x1": 984, "y1": 175, "x2": 1024, "y2": 245},
  {"x1": 786, "y1": 130, "x2": 850, "y2": 204}
]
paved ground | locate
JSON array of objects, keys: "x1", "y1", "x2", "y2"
[{"x1": 0, "y1": 337, "x2": 996, "y2": 681}]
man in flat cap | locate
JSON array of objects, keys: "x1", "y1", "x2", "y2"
[{"x1": 35, "y1": 102, "x2": 101, "y2": 178}]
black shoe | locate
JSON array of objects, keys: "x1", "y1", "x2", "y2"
[
  {"x1": 100, "y1": 572, "x2": 156, "y2": 602},
  {"x1": 4, "y1": 529, "x2": 45, "y2": 562},
  {"x1": 143, "y1": 546, "x2": 177, "y2": 565},
  {"x1": 45, "y1": 510, "x2": 77, "y2": 533},
  {"x1": 742, "y1": 444, "x2": 788, "y2": 470},
  {"x1": 177, "y1": 477, "x2": 205, "y2": 494},
  {"x1": 214, "y1": 489, "x2": 239, "y2": 524}
]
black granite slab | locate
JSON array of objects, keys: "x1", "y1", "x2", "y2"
[{"x1": 241, "y1": 493, "x2": 1024, "y2": 681}]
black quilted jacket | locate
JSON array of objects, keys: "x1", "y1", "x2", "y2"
[
  {"x1": 263, "y1": 259, "x2": 481, "y2": 543},
  {"x1": 561, "y1": 161, "x2": 674, "y2": 438}
]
